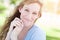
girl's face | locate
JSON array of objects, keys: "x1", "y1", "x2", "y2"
[{"x1": 19, "y1": 3, "x2": 41, "y2": 27}]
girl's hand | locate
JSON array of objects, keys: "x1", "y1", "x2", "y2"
[
  {"x1": 10, "y1": 17, "x2": 23, "y2": 30},
  {"x1": 5, "y1": 17, "x2": 24, "y2": 40}
]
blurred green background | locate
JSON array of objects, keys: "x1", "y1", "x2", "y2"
[{"x1": 0, "y1": 0, "x2": 60, "y2": 40}]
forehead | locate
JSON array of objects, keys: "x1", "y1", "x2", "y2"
[{"x1": 23, "y1": 3, "x2": 41, "y2": 12}]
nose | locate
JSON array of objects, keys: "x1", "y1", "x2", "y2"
[{"x1": 26, "y1": 13, "x2": 32, "y2": 20}]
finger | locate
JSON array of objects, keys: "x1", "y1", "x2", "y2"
[
  {"x1": 14, "y1": 18, "x2": 23, "y2": 27},
  {"x1": 15, "y1": 20, "x2": 23, "y2": 28},
  {"x1": 14, "y1": 17, "x2": 23, "y2": 24},
  {"x1": 11, "y1": 20, "x2": 23, "y2": 29},
  {"x1": 10, "y1": 17, "x2": 23, "y2": 30},
  {"x1": 14, "y1": 17, "x2": 21, "y2": 22}
]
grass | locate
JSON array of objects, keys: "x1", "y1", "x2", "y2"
[{"x1": 47, "y1": 36, "x2": 60, "y2": 40}]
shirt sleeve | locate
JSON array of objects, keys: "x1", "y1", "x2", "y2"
[{"x1": 30, "y1": 28, "x2": 46, "y2": 40}]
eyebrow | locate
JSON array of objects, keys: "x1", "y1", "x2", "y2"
[
  {"x1": 25, "y1": 8, "x2": 29, "y2": 12},
  {"x1": 24, "y1": 5, "x2": 39, "y2": 13}
]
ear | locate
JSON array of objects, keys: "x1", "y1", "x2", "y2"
[{"x1": 18, "y1": 7, "x2": 21, "y2": 13}]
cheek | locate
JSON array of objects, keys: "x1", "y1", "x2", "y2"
[
  {"x1": 32, "y1": 16, "x2": 38, "y2": 21},
  {"x1": 20, "y1": 11, "x2": 26, "y2": 18},
  {"x1": 20, "y1": 13, "x2": 24, "y2": 19}
]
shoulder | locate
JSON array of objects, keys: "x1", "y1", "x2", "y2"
[
  {"x1": 30, "y1": 25, "x2": 46, "y2": 40},
  {"x1": 30, "y1": 25, "x2": 45, "y2": 33},
  {"x1": 25, "y1": 25, "x2": 46, "y2": 40}
]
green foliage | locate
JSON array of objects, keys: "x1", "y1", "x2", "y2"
[
  {"x1": 10, "y1": 0, "x2": 17, "y2": 4},
  {"x1": 0, "y1": 4, "x2": 6, "y2": 11},
  {"x1": 47, "y1": 36, "x2": 60, "y2": 40},
  {"x1": 0, "y1": 0, "x2": 4, "y2": 2}
]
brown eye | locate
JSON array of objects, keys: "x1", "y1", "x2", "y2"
[
  {"x1": 33, "y1": 12, "x2": 37, "y2": 15},
  {"x1": 25, "y1": 9, "x2": 29, "y2": 12}
]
